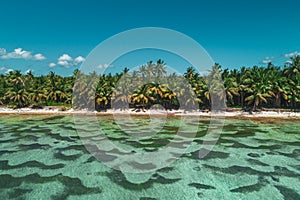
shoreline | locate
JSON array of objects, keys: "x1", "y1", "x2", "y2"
[{"x1": 0, "y1": 108, "x2": 300, "y2": 119}]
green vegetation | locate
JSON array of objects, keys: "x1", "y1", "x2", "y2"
[{"x1": 0, "y1": 57, "x2": 300, "y2": 111}]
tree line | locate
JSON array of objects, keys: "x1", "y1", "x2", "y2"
[{"x1": 0, "y1": 57, "x2": 299, "y2": 111}]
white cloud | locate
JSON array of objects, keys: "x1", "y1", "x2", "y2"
[
  {"x1": 96, "y1": 64, "x2": 112, "y2": 69},
  {"x1": 1, "y1": 48, "x2": 31, "y2": 59},
  {"x1": 0, "y1": 48, "x2": 6, "y2": 55},
  {"x1": 49, "y1": 62, "x2": 56, "y2": 68},
  {"x1": 0, "y1": 48, "x2": 46, "y2": 60},
  {"x1": 58, "y1": 54, "x2": 73, "y2": 62},
  {"x1": 262, "y1": 57, "x2": 273, "y2": 64},
  {"x1": 4, "y1": 48, "x2": 29, "y2": 59},
  {"x1": 74, "y1": 56, "x2": 85, "y2": 65},
  {"x1": 96, "y1": 64, "x2": 102, "y2": 69},
  {"x1": 284, "y1": 51, "x2": 300, "y2": 58},
  {"x1": 57, "y1": 54, "x2": 73, "y2": 68},
  {"x1": 33, "y1": 53, "x2": 46, "y2": 60},
  {"x1": 58, "y1": 60, "x2": 71, "y2": 68},
  {"x1": 55, "y1": 54, "x2": 85, "y2": 68}
]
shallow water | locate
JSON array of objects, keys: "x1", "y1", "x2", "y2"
[{"x1": 0, "y1": 114, "x2": 299, "y2": 199}]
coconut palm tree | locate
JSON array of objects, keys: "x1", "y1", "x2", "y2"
[
  {"x1": 222, "y1": 69, "x2": 240, "y2": 106},
  {"x1": 5, "y1": 88, "x2": 29, "y2": 108},
  {"x1": 131, "y1": 85, "x2": 150, "y2": 111},
  {"x1": 283, "y1": 56, "x2": 300, "y2": 109},
  {"x1": 245, "y1": 83, "x2": 274, "y2": 111}
]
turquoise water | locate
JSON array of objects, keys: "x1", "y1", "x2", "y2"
[{"x1": 0, "y1": 114, "x2": 299, "y2": 199}]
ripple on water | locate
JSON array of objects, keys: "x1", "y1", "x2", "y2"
[{"x1": 0, "y1": 115, "x2": 299, "y2": 199}]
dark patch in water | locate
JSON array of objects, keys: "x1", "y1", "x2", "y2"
[
  {"x1": 43, "y1": 115, "x2": 66, "y2": 121},
  {"x1": 58, "y1": 125, "x2": 77, "y2": 131},
  {"x1": 157, "y1": 167, "x2": 174, "y2": 173},
  {"x1": 274, "y1": 166, "x2": 300, "y2": 178},
  {"x1": 84, "y1": 156, "x2": 97, "y2": 163},
  {"x1": 246, "y1": 159, "x2": 269, "y2": 167},
  {"x1": 8, "y1": 188, "x2": 32, "y2": 199},
  {"x1": 144, "y1": 147, "x2": 158, "y2": 152},
  {"x1": 204, "y1": 164, "x2": 300, "y2": 180},
  {"x1": 278, "y1": 149, "x2": 300, "y2": 160},
  {"x1": 56, "y1": 145, "x2": 88, "y2": 155},
  {"x1": 266, "y1": 150, "x2": 300, "y2": 160},
  {"x1": 271, "y1": 175, "x2": 280, "y2": 182},
  {"x1": 275, "y1": 185, "x2": 300, "y2": 200},
  {"x1": 188, "y1": 183, "x2": 215, "y2": 190},
  {"x1": 0, "y1": 150, "x2": 17, "y2": 154},
  {"x1": 197, "y1": 192, "x2": 204, "y2": 197},
  {"x1": 126, "y1": 161, "x2": 156, "y2": 170},
  {"x1": 105, "y1": 170, "x2": 180, "y2": 191},
  {"x1": 229, "y1": 129, "x2": 255, "y2": 137},
  {"x1": 93, "y1": 151, "x2": 118, "y2": 162},
  {"x1": 125, "y1": 138, "x2": 170, "y2": 148},
  {"x1": 0, "y1": 173, "x2": 101, "y2": 199},
  {"x1": 195, "y1": 130, "x2": 207, "y2": 138},
  {"x1": 0, "y1": 138, "x2": 20, "y2": 144},
  {"x1": 22, "y1": 135, "x2": 39, "y2": 141},
  {"x1": 109, "y1": 148, "x2": 132, "y2": 155},
  {"x1": 49, "y1": 133, "x2": 76, "y2": 143},
  {"x1": 229, "y1": 142, "x2": 281, "y2": 150},
  {"x1": 53, "y1": 152, "x2": 82, "y2": 161},
  {"x1": 0, "y1": 174, "x2": 23, "y2": 188},
  {"x1": 203, "y1": 164, "x2": 263, "y2": 176},
  {"x1": 18, "y1": 143, "x2": 51, "y2": 150},
  {"x1": 247, "y1": 153, "x2": 261, "y2": 158},
  {"x1": 184, "y1": 149, "x2": 230, "y2": 160},
  {"x1": 290, "y1": 164, "x2": 300, "y2": 171},
  {"x1": 193, "y1": 166, "x2": 201, "y2": 171},
  {"x1": 0, "y1": 160, "x2": 64, "y2": 170},
  {"x1": 163, "y1": 126, "x2": 179, "y2": 132},
  {"x1": 230, "y1": 183, "x2": 262, "y2": 193}
]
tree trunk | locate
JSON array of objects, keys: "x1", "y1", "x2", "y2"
[
  {"x1": 274, "y1": 93, "x2": 281, "y2": 108},
  {"x1": 241, "y1": 91, "x2": 244, "y2": 107}
]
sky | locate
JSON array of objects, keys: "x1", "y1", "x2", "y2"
[{"x1": 0, "y1": 0, "x2": 300, "y2": 76}]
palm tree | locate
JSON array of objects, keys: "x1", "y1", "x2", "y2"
[
  {"x1": 222, "y1": 69, "x2": 240, "y2": 106},
  {"x1": 45, "y1": 71, "x2": 67, "y2": 104},
  {"x1": 29, "y1": 89, "x2": 47, "y2": 105},
  {"x1": 245, "y1": 85, "x2": 273, "y2": 111},
  {"x1": 3, "y1": 70, "x2": 30, "y2": 108},
  {"x1": 112, "y1": 73, "x2": 132, "y2": 110},
  {"x1": 184, "y1": 67, "x2": 197, "y2": 79},
  {"x1": 206, "y1": 64, "x2": 226, "y2": 111},
  {"x1": 285, "y1": 56, "x2": 300, "y2": 76},
  {"x1": 284, "y1": 56, "x2": 300, "y2": 109},
  {"x1": 154, "y1": 59, "x2": 167, "y2": 78},
  {"x1": 5, "y1": 88, "x2": 29, "y2": 108},
  {"x1": 130, "y1": 83, "x2": 152, "y2": 111},
  {"x1": 266, "y1": 64, "x2": 288, "y2": 108}
]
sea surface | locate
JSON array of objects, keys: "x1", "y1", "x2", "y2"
[{"x1": 0, "y1": 114, "x2": 299, "y2": 199}]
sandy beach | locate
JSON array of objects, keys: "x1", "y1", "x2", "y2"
[{"x1": 0, "y1": 107, "x2": 299, "y2": 119}]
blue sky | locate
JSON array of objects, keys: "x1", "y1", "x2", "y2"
[{"x1": 0, "y1": 0, "x2": 300, "y2": 76}]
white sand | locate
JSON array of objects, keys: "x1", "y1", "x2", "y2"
[{"x1": 0, "y1": 107, "x2": 299, "y2": 119}]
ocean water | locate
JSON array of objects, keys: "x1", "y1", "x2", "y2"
[{"x1": 0, "y1": 114, "x2": 299, "y2": 199}]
